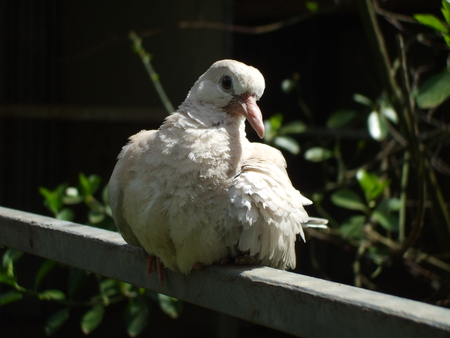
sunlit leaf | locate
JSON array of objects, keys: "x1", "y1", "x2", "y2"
[
  {"x1": 45, "y1": 308, "x2": 70, "y2": 336},
  {"x1": 264, "y1": 114, "x2": 284, "y2": 142},
  {"x1": 281, "y1": 79, "x2": 295, "y2": 93},
  {"x1": 353, "y1": 93, "x2": 373, "y2": 107},
  {"x1": 57, "y1": 208, "x2": 74, "y2": 221},
  {"x1": 89, "y1": 210, "x2": 105, "y2": 224},
  {"x1": 268, "y1": 113, "x2": 283, "y2": 131},
  {"x1": 304, "y1": 147, "x2": 332, "y2": 162},
  {"x1": 340, "y1": 215, "x2": 366, "y2": 239},
  {"x1": 415, "y1": 70, "x2": 450, "y2": 108},
  {"x1": 158, "y1": 294, "x2": 183, "y2": 319},
  {"x1": 443, "y1": 0, "x2": 450, "y2": 25},
  {"x1": 62, "y1": 187, "x2": 83, "y2": 204},
  {"x1": 39, "y1": 289, "x2": 66, "y2": 301},
  {"x1": 414, "y1": 14, "x2": 448, "y2": 33},
  {"x1": 0, "y1": 290, "x2": 23, "y2": 305},
  {"x1": 2, "y1": 249, "x2": 23, "y2": 268},
  {"x1": 443, "y1": 33, "x2": 450, "y2": 47},
  {"x1": 273, "y1": 136, "x2": 300, "y2": 154},
  {"x1": 81, "y1": 304, "x2": 105, "y2": 334},
  {"x1": 372, "y1": 210, "x2": 399, "y2": 232},
  {"x1": 330, "y1": 189, "x2": 367, "y2": 212},
  {"x1": 39, "y1": 184, "x2": 67, "y2": 216},
  {"x1": 367, "y1": 111, "x2": 388, "y2": 141},
  {"x1": 326, "y1": 110, "x2": 357, "y2": 128},
  {"x1": 356, "y1": 169, "x2": 390, "y2": 202},
  {"x1": 279, "y1": 120, "x2": 307, "y2": 135},
  {"x1": 79, "y1": 173, "x2": 102, "y2": 197},
  {"x1": 378, "y1": 97, "x2": 398, "y2": 124},
  {"x1": 125, "y1": 298, "x2": 149, "y2": 337},
  {"x1": 35, "y1": 260, "x2": 57, "y2": 289},
  {"x1": 0, "y1": 271, "x2": 17, "y2": 286},
  {"x1": 375, "y1": 198, "x2": 402, "y2": 212}
]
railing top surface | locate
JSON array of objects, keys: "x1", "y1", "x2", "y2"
[{"x1": 0, "y1": 206, "x2": 449, "y2": 338}]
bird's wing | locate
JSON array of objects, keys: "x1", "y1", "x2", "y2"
[
  {"x1": 225, "y1": 143, "x2": 312, "y2": 269},
  {"x1": 108, "y1": 129, "x2": 160, "y2": 248}
]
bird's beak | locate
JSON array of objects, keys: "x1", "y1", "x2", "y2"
[{"x1": 237, "y1": 94, "x2": 265, "y2": 139}]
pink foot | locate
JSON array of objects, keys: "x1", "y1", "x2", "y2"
[
  {"x1": 190, "y1": 262, "x2": 205, "y2": 270},
  {"x1": 146, "y1": 254, "x2": 165, "y2": 288}
]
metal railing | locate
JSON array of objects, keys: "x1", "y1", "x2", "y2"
[{"x1": 0, "y1": 206, "x2": 449, "y2": 337}]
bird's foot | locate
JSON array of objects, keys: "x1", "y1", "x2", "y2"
[
  {"x1": 219, "y1": 257, "x2": 232, "y2": 265},
  {"x1": 146, "y1": 254, "x2": 165, "y2": 288},
  {"x1": 234, "y1": 254, "x2": 258, "y2": 266},
  {"x1": 190, "y1": 262, "x2": 205, "y2": 270}
]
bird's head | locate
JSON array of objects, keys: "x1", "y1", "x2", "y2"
[{"x1": 183, "y1": 59, "x2": 266, "y2": 138}]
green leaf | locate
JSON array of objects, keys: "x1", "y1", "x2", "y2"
[
  {"x1": 158, "y1": 294, "x2": 183, "y2": 319},
  {"x1": 279, "y1": 120, "x2": 307, "y2": 135},
  {"x1": 89, "y1": 210, "x2": 105, "y2": 224},
  {"x1": 368, "y1": 245, "x2": 389, "y2": 265},
  {"x1": 353, "y1": 93, "x2": 373, "y2": 107},
  {"x1": 2, "y1": 249, "x2": 23, "y2": 268},
  {"x1": 443, "y1": 33, "x2": 450, "y2": 47},
  {"x1": 281, "y1": 79, "x2": 295, "y2": 93},
  {"x1": 34, "y1": 260, "x2": 57, "y2": 289},
  {"x1": 375, "y1": 198, "x2": 402, "y2": 212},
  {"x1": 81, "y1": 304, "x2": 105, "y2": 334},
  {"x1": 377, "y1": 95, "x2": 398, "y2": 123},
  {"x1": 372, "y1": 210, "x2": 399, "y2": 232},
  {"x1": 305, "y1": 1, "x2": 319, "y2": 12},
  {"x1": 326, "y1": 110, "x2": 357, "y2": 128},
  {"x1": 268, "y1": 113, "x2": 283, "y2": 132},
  {"x1": 45, "y1": 308, "x2": 70, "y2": 336},
  {"x1": 68, "y1": 269, "x2": 88, "y2": 297},
  {"x1": 125, "y1": 298, "x2": 149, "y2": 337},
  {"x1": 102, "y1": 184, "x2": 110, "y2": 206},
  {"x1": 304, "y1": 147, "x2": 332, "y2": 162},
  {"x1": 263, "y1": 114, "x2": 284, "y2": 142},
  {"x1": 443, "y1": 0, "x2": 450, "y2": 25},
  {"x1": 414, "y1": 14, "x2": 448, "y2": 33},
  {"x1": 0, "y1": 271, "x2": 17, "y2": 286},
  {"x1": 39, "y1": 185, "x2": 66, "y2": 216},
  {"x1": 340, "y1": 215, "x2": 366, "y2": 239},
  {"x1": 0, "y1": 290, "x2": 23, "y2": 305},
  {"x1": 367, "y1": 111, "x2": 389, "y2": 141},
  {"x1": 331, "y1": 189, "x2": 367, "y2": 212},
  {"x1": 99, "y1": 278, "x2": 120, "y2": 304},
  {"x1": 356, "y1": 169, "x2": 390, "y2": 202},
  {"x1": 62, "y1": 187, "x2": 83, "y2": 204},
  {"x1": 79, "y1": 173, "x2": 102, "y2": 197},
  {"x1": 57, "y1": 208, "x2": 74, "y2": 221},
  {"x1": 39, "y1": 289, "x2": 66, "y2": 301},
  {"x1": 415, "y1": 70, "x2": 450, "y2": 108},
  {"x1": 273, "y1": 136, "x2": 300, "y2": 155}
]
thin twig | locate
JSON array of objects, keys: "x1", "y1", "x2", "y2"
[
  {"x1": 64, "y1": 4, "x2": 341, "y2": 62},
  {"x1": 129, "y1": 31, "x2": 174, "y2": 114}
]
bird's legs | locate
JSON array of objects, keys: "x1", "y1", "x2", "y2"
[{"x1": 147, "y1": 254, "x2": 165, "y2": 287}]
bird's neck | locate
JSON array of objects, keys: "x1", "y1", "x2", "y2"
[{"x1": 160, "y1": 110, "x2": 247, "y2": 181}]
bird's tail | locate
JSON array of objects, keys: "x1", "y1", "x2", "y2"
[{"x1": 304, "y1": 217, "x2": 328, "y2": 229}]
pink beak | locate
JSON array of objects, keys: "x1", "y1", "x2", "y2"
[{"x1": 238, "y1": 95, "x2": 265, "y2": 139}]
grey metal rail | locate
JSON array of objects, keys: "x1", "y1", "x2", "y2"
[{"x1": 0, "y1": 206, "x2": 449, "y2": 337}]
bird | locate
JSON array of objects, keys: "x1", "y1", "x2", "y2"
[{"x1": 108, "y1": 59, "x2": 327, "y2": 284}]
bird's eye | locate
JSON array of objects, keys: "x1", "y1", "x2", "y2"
[{"x1": 220, "y1": 75, "x2": 233, "y2": 91}]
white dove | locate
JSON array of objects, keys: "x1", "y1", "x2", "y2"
[{"x1": 108, "y1": 59, "x2": 327, "y2": 284}]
